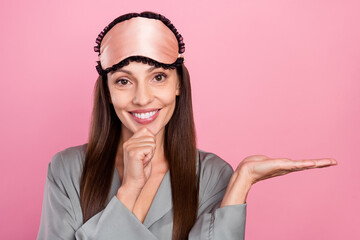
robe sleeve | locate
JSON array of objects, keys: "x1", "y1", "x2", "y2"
[
  {"x1": 37, "y1": 152, "x2": 160, "y2": 240},
  {"x1": 188, "y1": 153, "x2": 247, "y2": 240}
]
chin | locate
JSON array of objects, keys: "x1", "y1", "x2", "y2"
[
  {"x1": 136, "y1": 124, "x2": 164, "y2": 136},
  {"x1": 148, "y1": 125, "x2": 165, "y2": 136},
  {"x1": 120, "y1": 121, "x2": 163, "y2": 137}
]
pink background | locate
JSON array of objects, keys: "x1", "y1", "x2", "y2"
[{"x1": 1, "y1": 0, "x2": 359, "y2": 239}]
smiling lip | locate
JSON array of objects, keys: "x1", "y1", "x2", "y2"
[{"x1": 129, "y1": 108, "x2": 161, "y2": 124}]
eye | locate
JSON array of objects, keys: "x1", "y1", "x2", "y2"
[
  {"x1": 116, "y1": 79, "x2": 131, "y2": 86},
  {"x1": 153, "y1": 73, "x2": 167, "y2": 82}
]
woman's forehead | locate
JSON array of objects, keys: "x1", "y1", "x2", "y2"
[{"x1": 109, "y1": 62, "x2": 174, "y2": 76}]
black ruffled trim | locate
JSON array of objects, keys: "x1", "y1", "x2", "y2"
[
  {"x1": 94, "y1": 11, "x2": 185, "y2": 76},
  {"x1": 94, "y1": 11, "x2": 185, "y2": 55},
  {"x1": 96, "y1": 56, "x2": 184, "y2": 76}
]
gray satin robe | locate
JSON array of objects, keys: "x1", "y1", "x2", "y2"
[{"x1": 37, "y1": 144, "x2": 247, "y2": 239}]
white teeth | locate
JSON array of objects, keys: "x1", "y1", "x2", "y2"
[{"x1": 132, "y1": 110, "x2": 158, "y2": 119}]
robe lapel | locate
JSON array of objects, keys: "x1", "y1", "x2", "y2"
[
  {"x1": 143, "y1": 151, "x2": 200, "y2": 228},
  {"x1": 143, "y1": 170, "x2": 172, "y2": 228},
  {"x1": 108, "y1": 168, "x2": 121, "y2": 204}
]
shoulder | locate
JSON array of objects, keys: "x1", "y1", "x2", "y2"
[
  {"x1": 48, "y1": 143, "x2": 87, "y2": 188},
  {"x1": 196, "y1": 149, "x2": 234, "y2": 206},
  {"x1": 196, "y1": 149, "x2": 234, "y2": 193},
  {"x1": 197, "y1": 148, "x2": 234, "y2": 178}
]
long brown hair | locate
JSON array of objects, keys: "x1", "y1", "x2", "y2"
[{"x1": 80, "y1": 64, "x2": 198, "y2": 239}]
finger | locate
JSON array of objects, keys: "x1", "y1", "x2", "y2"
[
  {"x1": 269, "y1": 159, "x2": 307, "y2": 173},
  {"x1": 128, "y1": 137, "x2": 156, "y2": 145},
  {"x1": 143, "y1": 150, "x2": 155, "y2": 165},
  {"x1": 144, "y1": 161, "x2": 152, "y2": 179},
  {"x1": 128, "y1": 134, "x2": 156, "y2": 146},
  {"x1": 125, "y1": 136, "x2": 156, "y2": 150},
  {"x1": 123, "y1": 141, "x2": 156, "y2": 158},
  {"x1": 297, "y1": 158, "x2": 337, "y2": 168},
  {"x1": 127, "y1": 144, "x2": 155, "y2": 161},
  {"x1": 143, "y1": 156, "x2": 153, "y2": 167},
  {"x1": 126, "y1": 140, "x2": 156, "y2": 149},
  {"x1": 269, "y1": 158, "x2": 295, "y2": 170},
  {"x1": 138, "y1": 145, "x2": 155, "y2": 163}
]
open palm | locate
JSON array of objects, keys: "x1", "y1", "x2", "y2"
[
  {"x1": 236, "y1": 155, "x2": 338, "y2": 185},
  {"x1": 221, "y1": 155, "x2": 337, "y2": 207}
]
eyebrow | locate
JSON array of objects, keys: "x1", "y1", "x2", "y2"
[{"x1": 112, "y1": 66, "x2": 160, "y2": 75}]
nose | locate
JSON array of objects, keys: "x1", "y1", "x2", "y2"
[{"x1": 132, "y1": 82, "x2": 153, "y2": 106}]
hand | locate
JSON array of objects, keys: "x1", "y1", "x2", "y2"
[
  {"x1": 121, "y1": 127, "x2": 156, "y2": 191},
  {"x1": 237, "y1": 155, "x2": 338, "y2": 185},
  {"x1": 220, "y1": 155, "x2": 337, "y2": 207}
]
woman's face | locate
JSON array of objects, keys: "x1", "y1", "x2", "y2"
[{"x1": 107, "y1": 61, "x2": 180, "y2": 140}]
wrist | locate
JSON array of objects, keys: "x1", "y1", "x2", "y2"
[
  {"x1": 116, "y1": 184, "x2": 141, "y2": 211},
  {"x1": 220, "y1": 171, "x2": 252, "y2": 207}
]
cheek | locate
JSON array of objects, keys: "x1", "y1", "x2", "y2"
[
  {"x1": 110, "y1": 92, "x2": 130, "y2": 111},
  {"x1": 162, "y1": 94, "x2": 177, "y2": 105},
  {"x1": 156, "y1": 87, "x2": 177, "y2": 105},
  {"x1": 158, "y1": 91, "x2": 177, "y2": 121}
]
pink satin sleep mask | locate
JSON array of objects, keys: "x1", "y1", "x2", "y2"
[{"x1": 94, "y1": 12, "x2": 185, "y2": 76}]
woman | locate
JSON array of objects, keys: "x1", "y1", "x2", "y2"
[{"x1": 37, "y1": 11, "x2": 337, "y2": 240}]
